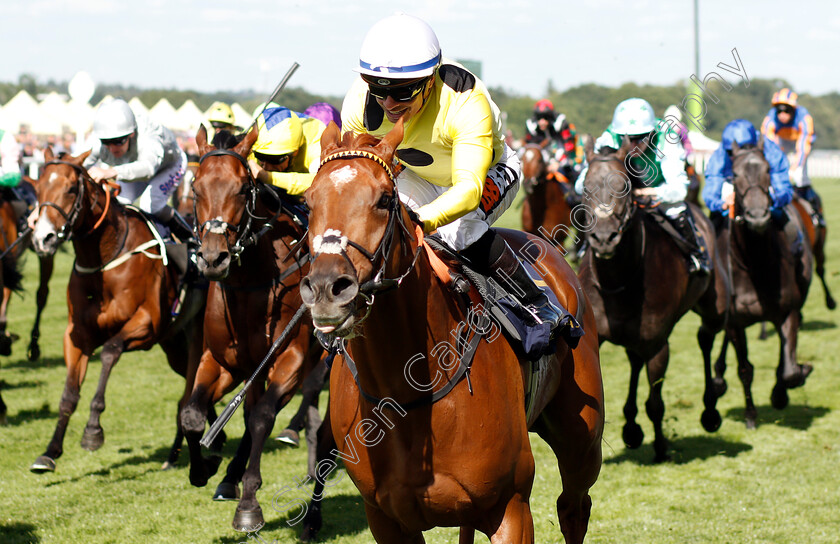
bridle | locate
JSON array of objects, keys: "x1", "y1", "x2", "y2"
[
  {"x1": 311, "y1": 150, "x2": 422, "y2": 315},
  {"x1": 730, "y1": 147, "x2": 771, "y2": 225},
  {"x1": 38, "y1": 160, "x2": 120, "y2": 243},
  {"x1": 195, "y1": 147, "x2": 285, "y2": 263},
  {"x1": 586, "y1": 154, "x2": 638, "y2": 241}
]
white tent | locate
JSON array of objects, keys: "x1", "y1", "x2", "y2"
[
  {"x1": 148, "y1": 98, "x2": 179, "y2": 130},
  {"x1": 231, "y1": 103, "x2": 252, "y2": 129},
  {"x1": 687, "y1": 130, "x2": 720, "y2": 173},
  {"x1": 3, "y1": 90, "x2": 63, "y2": 135},
  {"x1": 176, "y1": 99, "x2": 203, "y2": 133},
  {"x1": 128, "y1": 97, "x2": 149, "y2": 116}
]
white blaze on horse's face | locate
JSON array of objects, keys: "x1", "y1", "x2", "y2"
[
  {"x1": 31, "y1": 210, "x2": 57, "y2": 252},
  {"x1": 312, "y1": 229, "x2": 349, "y2": 255},
  {"x1": 327, "y1": 165, "x2": 357, "y2": 193}
]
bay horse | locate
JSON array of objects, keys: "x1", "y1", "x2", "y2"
[
  {"x1": 0, "y1": 199, "x2": 24, "y2": 425},
  {"x1": 791, "y1": 194, "x2": 834, "y2": 310},
  {"x1": 520, "y1": 143, "x2": 576, "y2": 253},
  {"x1": 299, "y1": 120, "x2": 604, "y2": 543},
  {"x1": 705, "y1": 140, "x2": 813, "y2": 428},
  {"x1": 576, "y1": 137, "x2": 729, "y2": 462},
  {"x1": 27, "y1": 148, "x2": 206, "y2": 472},
  {"x1": 180, "y1": 126, "x2": 320, "y2": 531}
]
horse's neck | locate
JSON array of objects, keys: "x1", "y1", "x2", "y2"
[
  {"x1": 348, "y1": 244, "x2": 457, "y2": 402},
  {"x1": 223, "y1": 211, "x2": 303, "y2": 285},
  {"x1": 72, "y1": 195, "x2": 129, "y2": 266}
]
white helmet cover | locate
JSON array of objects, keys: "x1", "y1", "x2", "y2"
[
  {"x1": 93, "y1": 98, "x2": 137, "y2": 140},
  {"x1": 610, "y1": 98, "x2": 657, "y2": 136},
  {"x1": 358, "y1": 13, "x2": 441, "y2": 79}
]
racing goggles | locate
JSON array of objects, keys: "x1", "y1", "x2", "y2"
[
  {"x1": 775, "y1": 104, "x2": 795, "y2": 115},
  {"x1": 101, "y1": 135, "x2": 130, "y2": 146},
  {"x1": 254, "y1": 151, "x2": 291, "y2": 166},
  {"x1": 364, "y1": 76, "x2": 430, "y2": 103}
]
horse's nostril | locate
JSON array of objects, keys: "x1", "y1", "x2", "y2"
[
  {"x1": 332, "y1": 276, "x2": 354, "y2": 298},
  {"x1": 214, "y1": 252, "x2": 229, "y2": 267}
]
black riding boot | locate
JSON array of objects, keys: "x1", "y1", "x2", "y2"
[
  {"x1": 157, "y1": 206, "x2": 196, "y2": 245},
  {"x1": 668, "y1": 207, "x2": 710, "y2": 276},
  {"x1": 461, "y1": 230, "x2": 565, "y2": 334}
]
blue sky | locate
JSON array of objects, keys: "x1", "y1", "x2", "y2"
[{"x1": 4, "y1": 0, "x2": 838, "y2": 99}]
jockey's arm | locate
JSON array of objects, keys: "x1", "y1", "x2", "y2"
[
  {"x1": 701, "y1": 148, "x2": 729, "y2": 214},
  {"x1": 651, "y1": 138, "x2": 688, "y2": 203},
  {"x1": 765, "y1": 140, "x2": 793, "y2": 209}
]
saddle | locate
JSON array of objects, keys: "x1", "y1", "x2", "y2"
[{"x1": 421, "y1": 232, "x2": 583, "y2": 360}]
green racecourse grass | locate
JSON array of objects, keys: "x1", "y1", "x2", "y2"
[{"x1": 1, "y1": 179, "x2": 839, "y2": 544}]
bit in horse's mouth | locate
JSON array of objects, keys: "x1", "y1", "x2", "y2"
[{"x1": 313, "y1": 311, "x2": 354, "y2": 335}]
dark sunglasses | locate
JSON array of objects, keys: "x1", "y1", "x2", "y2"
[
  {"x1": 101, "y1": 135, "x2": 130, "y2": 146},
  {"x1": 210, "y1": 121, "x2": 232, "y2": 129},
  {"x1": 254, "y1": 151, "x2": 290, "y2": 165},
  {"x1": 776, "y1": 105, "x2": 795, "y2": 114},
  {"x1": 366, "y1": 77, "x2": 429, "y2": 102}
]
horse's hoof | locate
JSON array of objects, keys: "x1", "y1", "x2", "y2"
[
  {"x1": 161, "y1": 460, "x2": 176, "y2": 471},
  {"x1": 213, "y1": 482, "x2": 240, "y2": 501},
  {"x1": 80, "y1": 426, "x2": 104, "y2": 451},
  {"x1": 0, "y1": 411, "x2": 6, "y2": 426},
  {"x1": 27, "y1": 343, "x2": 40, "y2": 362},
  {"x1": 0, "y1": 334, "x2": 12, "y2": 356},
  {"x1": 782, "y1": 364, "x2": 813, "y2": 389},
  {"x1": 826, "y1": 296, "x2": 837, "y2": 311},
  {"x1": 275, "y1": 429, "x2": 300, "y2": 447},
  {"x1": 712, "y1": 377, "x2": 728, "y2": 398},
  {"x1": 300, "y1": 525, "x2": 319, "y2": 543},
  {"x1": 745, "y1": 417, "x2": 757, "y2": 430},
  {"x1": 30, "y1": 455, "x2": 56, "y2": 473},
  {"x1": 622, "y1": 422, "x2": 644, "y2": 449},
  {"x1": 701, "y1": 409, "x2": 722, "y2": 433},
  {"x1": 189, "y1": 455, "x2": 221, "y2": 487},
  {"x1": 771, "y1": 384, "x2": 790, "y2": 410},
  {"x1": 232, "y1": 506, "x2": 264, "y2": 533}
]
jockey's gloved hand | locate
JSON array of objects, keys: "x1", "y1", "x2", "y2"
[{"x1": 405, "y1": 206, "x2": 424, "y2": 228}]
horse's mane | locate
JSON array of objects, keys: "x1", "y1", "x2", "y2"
[
  {"x1": 212, "y1": 129, "x2": 245, "y2": 150},
  {"x1": 321, "y1": 130, "x2": 383, "y2": 158}
]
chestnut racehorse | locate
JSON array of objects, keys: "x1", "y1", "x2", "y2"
[
  {"x1": 180, "y1": 126, "x2": 319, "y2": 531},
  {"x1": 706, "y1": 141, "x2": 813, "y2": 428},
  {"x1": 577, "y1": 138, "x2": 729, "y2": 461},
  {"x1": 300, "y1": 121, "x2": 604, "y2": 543},
  {"x1": 0, "y1": 200, "x2": 24, "y2": 424},
  {"x1": 520, "y1": 143, "x2": 576, "y2": 253},
  {"x1": 27, "y1": 148, "x2": 206, "y2": 472}
]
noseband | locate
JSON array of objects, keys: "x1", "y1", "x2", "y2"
[
  {"x1": 196, "y1": 148, "x2": 284, "y2": 262},
  {"x1": 731, "y1": 149, "x2": 771, "y2": 223},
  {"x1": 312, "y1": 150, "x2": 421, "y2": 304},
  {"x1": 39, "y1": 160, "x2": 117, "y2": 242}
]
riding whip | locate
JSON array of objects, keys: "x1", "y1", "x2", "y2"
[
  {"x1": 0, "y1": 225, "x2": 32, "y2": 260},
  {"x1": 251, "y1": 61, "x2": 301, "y2": 128},
  {"x1": 199, "y1": 302, "x2": 308, "y2": 448}
]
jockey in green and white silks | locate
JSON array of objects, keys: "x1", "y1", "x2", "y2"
[{"x1": 576, "y1": 97, "x2": 709, "y2": 275}]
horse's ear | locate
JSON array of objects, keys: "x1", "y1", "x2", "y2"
[
  {"x1": 581, "y1": 133, "x2": 595, "y2": 162},
  {"x1": 234, "y1": 124, "x2": 259, "y2": 158},
  {"x1": 72, "y1": 149, "x2": 91, "y2": 165},
  {"x1": 320, "y1": 122, "x2": 341, "y2": 158},
  {"x1": 615, "y1": 135, "x2": 633, "y2": 162},
  {"x1": 196, "y1": 124, "x2": 211, "y2": 156},
  {"x1": 731, "y1": 140, "x2": 741, "y2": 155},
  {"x1": 377, "y1": 117, "x2": 405, "y2": 161},
  {"x1": 44, "y1": 147, "x2": 55, "y2": 162}
]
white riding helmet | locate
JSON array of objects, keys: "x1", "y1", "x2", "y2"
[
  {"x1": 357, "y1": 13, "x2": 441, "y2": 80},
  {"x1": 610, "y1": 98, "x2": 657, "y2": 136},
  {"x1": 93, "y1": 98, "x2": 137, "y2": 140}
]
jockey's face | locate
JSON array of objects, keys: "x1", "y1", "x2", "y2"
[
  {"x1": 101, "y1": 133, "x2": 132, "y2": 159},
  {"x1": 537, "y1": 118, "x2": 550, "y2": 131},
  {"x1": 776, "y1": 104, "x2": 795, "y2": 124},
  {"x1": 366, "y1": 76, "x2": 432, "y2": 124}
]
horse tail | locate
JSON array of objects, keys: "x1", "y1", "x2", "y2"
[{"x1": 1, "y1": 250, "x2": 23, "y2": 292}]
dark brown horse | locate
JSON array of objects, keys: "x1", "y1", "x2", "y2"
[
  {"x1": 0, "y1": 200, "x2": 24, "y2": 424},
  {"x1": 791, "y1": 195, "x2": 834, "y2": 310},
  {"x1": 577, "y1": 138, "x2": 729, "y2": 461},
  {"x1": 706, "y1": 140, "x2": 813, "y2": 428},
  {"x1": 520, "y1": 143, "x2": 577, "y2": 254},
  {"x1": 299, "y1": 121, "x2": 604, "y2": 543},
  {"x1": 180, "y1": 126, "x2": 319, "y2": 531},
  {"x1": 27, "y1": 148, "x2": 206, "y2": 472}
]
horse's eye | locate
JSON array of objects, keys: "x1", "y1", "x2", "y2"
[
  {"x1": 376, "y1": 192, "x2": 393, "y2": 210},
  {"x1": 66, "y1": 185, "x2": 79, "y2": 195}
]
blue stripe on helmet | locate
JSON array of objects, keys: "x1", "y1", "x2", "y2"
[
  {"x1": 360, "y1": 52, "x2": 441, "y2": 74},
  {"x1": 263, "y1": 107, "x2": 293, "y2": 131}
]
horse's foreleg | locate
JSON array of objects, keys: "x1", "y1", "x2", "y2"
[
  {"x1": 161, "y1": 326, "x2": 203, "y2": 470},
  {"x1": 364, "y1": 503, "x2": 426, "y2": 543},
  {"x1": 814, "y1": 228, "x2": 836, "y2": 310},
  {"x1": 772, "y1": 311, "x2": 812, "y2": 409},
  {"x1": 621, "y1": 349, "x2": 645, "y2": 449},
  {"x1": 713, "y1": 333, "x2": 729, "y2": 395},
  {"x1": 213, "y1": 407, "x2": 252, "y2": 501},
  {"x1": 31, "y1": 330, "x2": 90, "y2": 472},
  {"x1": 643, "y1": 343, "x2": 671, "y2": 462},
  {"x1": 300, "y1": 402, "x2": 337, "y2": 543},
  {"x1": 729, "y1": 326, "x2": 757, "y2": 429},
  {"x1": 28, "y1": 254, "x2": 54, "y2": 361},
  {"x1": 235, "y1": 344, "x2": 306, "y2": 532},
  {"x1": 181, "y1": 350, "x2": 232, "y2": 487},
  {"x1": 0, "y1": 286, "x2": 13, "y2": 356},
  {"x1": 487, "y1": 493, "x2": 535, "y2": 544},
  {"x1": 699, "y1": 325, "x2": 723, "y2": 432}
]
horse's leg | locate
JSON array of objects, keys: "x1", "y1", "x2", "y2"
[
  {"x1": 487, "y1": 493, "x2": 535, "y2": 544},
  {"x1": 0, "y1": 286, "x2": 13, "y2": 356},
  {"x1": 458, "y1": 527, "x2": 476, "y2": 544},
  {"x1": 0, "y1": 383, "x2": 6, "y2": 426},
  {"x1": 31, "y1": 333, "x2": 91, "y2": 472},
  {"x1": 772, "y1": 311, "x2": 812, "y2": 409},
  {"x1": 80, "y1": 314, "x2": 153, "y2": 451},
  {"x1": 814, "y1": 227, "x2": 836, "y2": 310},
  {"x1": 160, "y1": 326, "x2": 203, "y2": 470},
  {"x1": 181, "y1": 350, "x2": 231, "y2": 487},
  {"x1": 28, "y1": 253, "x2": 54, "y2": 361},
  {"x1": 300, "y1": 401, "x2": 336, "y2": 543},
  {"x1": 713, "y1": 333, "x2": 729, "y2": 396},
  {"x1": 213, "y1": 408, "x2": 253, "y2": 501},
  {"x1": 234, "y1": 344, "x2": 306, "y2": 532},
  {"x1": 758, "y1": 321, "x2": 769, "y2": 340},
  {"x1": 642, "y1": 344, "x2": 671, "y2": 462},
  {"x1": 364, "y1": 503, "x2": 425, "y2": 543},
  {"x1": 699, "y1": 324, "x2": 722, "y2": 432},
  {"x1": 729, "y1": 326, "x2": 757, "y2": 429},
  {"x1": 621, "y1": 349, "x2": 645, "y2": 449},
  {"x1": 277, "y1": 346, "x2": 327, "y2": 449}
]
